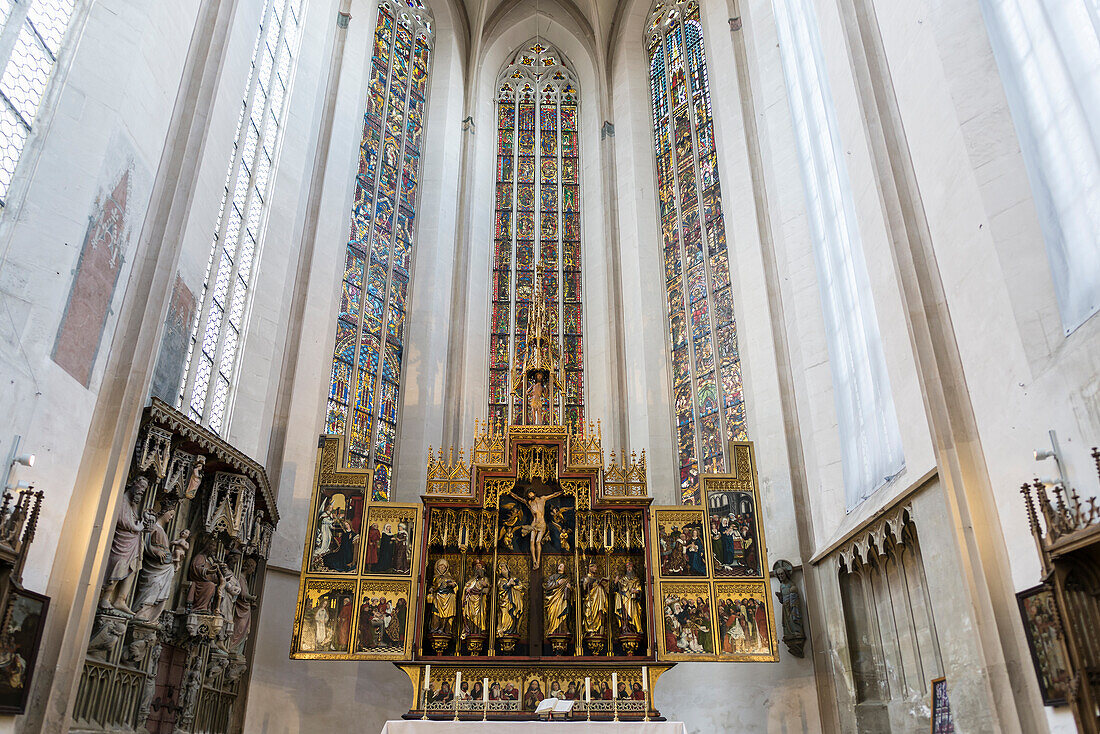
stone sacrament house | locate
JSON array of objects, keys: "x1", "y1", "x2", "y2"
[{"x1": 0, "y1": 0, "x2": 1098, "y2": 732}]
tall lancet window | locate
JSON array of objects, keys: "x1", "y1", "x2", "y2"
[
  {"x1": 646, "y1": 1, "x2": 747, "y2": 503},
  {"x1": 773, "y1": 0, "x2": 904, "y2": 509},
  {"x1": 979, "y1": 0, "x2": 1100, "y2": 334},
  {"x1": 324, "y1": 0, "x2": 433, "y2": 500},
  {"x1": 488, "y1": 42, "x2": 585, "y2": 430},
  {"x1": 180, "y1": 0, "x2": 302, "y2": 433}
]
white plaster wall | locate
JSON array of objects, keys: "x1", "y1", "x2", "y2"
[{"x1": 0, "y1": 0, "x2": 202, "y2": 588}]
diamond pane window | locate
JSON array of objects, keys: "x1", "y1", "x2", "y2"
[
  {"x1": 0, "y1": 0, "x2": 77, "y2": 204},
  {"x1": 179, "y1": 0, "x2": 302, "y2": 432},
  {"x1": 646, "y1": 1, "x2": 747, "y2": 503},
  {"x1": 488, "y1": 41, "x2": 585, "y2": 430},
  {"x1": 324, "y1": 0, "x2": 433, "y2": 500}
]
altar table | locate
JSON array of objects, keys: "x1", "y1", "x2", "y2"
[{"x1": 380, "y1": 721, "x2": 687, "y2": 734}]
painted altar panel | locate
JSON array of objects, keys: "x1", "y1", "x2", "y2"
[
  {"x1": 291, "y1": 436, "x2": 421, "y2": 660},
  {"x1": 649, "y1": 441, "x2": 779, "y2": 662}
]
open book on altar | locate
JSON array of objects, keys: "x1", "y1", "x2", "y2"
[{"x1": 534, "y1": 698, "x2": 575, "y2": 719}]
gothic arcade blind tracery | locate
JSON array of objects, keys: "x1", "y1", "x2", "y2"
[
  {"x1": 325, "y1": 0, "x2": 433, "y2": 499},
  {"x1": 488, "y1": 42, "x2": 585, "y2": 431},
  {"x1": 646, "y1": 1, "x2": 747, "y2": 503}
]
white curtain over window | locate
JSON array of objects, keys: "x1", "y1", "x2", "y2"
[
  {"x1": 980, "y1": 0, "x2": 1100, "y2": 334},
  {"x1": 773, "y1": 0, "x2": 905, "y2": 510}
]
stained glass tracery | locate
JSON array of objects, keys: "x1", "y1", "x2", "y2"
[
  {"x1": 488, "y1": 42, "x2": 584, "y2": 430},
  {"x1": 647, "y1": 1, "x2": 747, "y2": 503},
  {"x1": 325, "y1": 0, "x2": 433, "y2": 500}
]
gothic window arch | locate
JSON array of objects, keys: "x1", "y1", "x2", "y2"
[
  {"x1": 324, "y1": 0, "x2": 433, "y2": 500},
  {"x1": 180, "y1": 0, "x2": 303, "y2": 433},
  {"x1": 488, "y1": 41, "x2": 585, "y2": 429},
  {"x1": 646, "y1": 1, "x2": 746, "y2": 503}
]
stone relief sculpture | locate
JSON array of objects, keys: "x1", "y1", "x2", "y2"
[{"x1": 75, "y1": 400, "x2": 278, "y2": 734}]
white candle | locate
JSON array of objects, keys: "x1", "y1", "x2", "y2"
[
  {"x1": 585, "y1": 676, "x2": 591, "y2": 703},
  {"x1": 612, "y1": 672, "x2": 617, "y2": 698},
  {"x1": 642, "y1": 666, "x2": 648, "y2": 692},
  {"x1": 455, "y1": 671, "x2": 461, "y2": 698},
  {"x1": 483, "y1": 677, "x2": 489, "y2": 703},
  {"x1": 424, "y1": 665, "x2": 431, "y2": 689}
]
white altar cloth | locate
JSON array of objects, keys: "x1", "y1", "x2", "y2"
[{"x1": 380, "y1": 721, "x2": 687, "y2": 734}]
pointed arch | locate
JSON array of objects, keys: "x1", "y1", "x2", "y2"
[{"x1": 487, "y1": 40, "x2": 586, "y2": 429}]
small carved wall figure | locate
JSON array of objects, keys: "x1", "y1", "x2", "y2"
[
  {"x1": 228, "y1": 558, "x2": 257, "y2": 654},
  {"x1": 772, "y1": 560, "x2": 806, "y2": 658},
  {"x1": 86, "y1": 618, "x2": 127, "y2": 661}
]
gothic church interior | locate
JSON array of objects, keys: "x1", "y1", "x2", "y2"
[{"x1": 0, "y1": 0, "x2": 1098, "y2": 732}]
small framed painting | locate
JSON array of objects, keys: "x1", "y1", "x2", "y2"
[
  {"x1": 0, "y1": 587, "x2": 50, "y2": 714},
  {"x1": 929, "y1": 677, "x2": 954, "y2": 734},
  {"x1": 1016, "y1": 584, "x2": 1072, "y2": 706}
]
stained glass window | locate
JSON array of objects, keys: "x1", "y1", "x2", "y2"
[
  {"x1": 324, "y1": 0, "x2": 433, "y2": 500},
  {"x1": 646, "y1": 1, "x2": 746, "y2": 503},
  {"x1": 179, "y1": 0, "x2": 303, "y2": 433},
  {"x1": 0, "y1": 0, "x2": 78, "y2": 204},
  {"x1": 488, "y1": 42, "x2": 584, "y2": 430}
]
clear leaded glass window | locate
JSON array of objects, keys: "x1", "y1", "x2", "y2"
[
  {"x1": 646, "y1": 0, "x2": 747, "y2": 503},
  {"x1": 324, "y1": 0, "x2": 432, "y2": 500},
  {"x1": 488, "y1": 42, "x2": 584, "y2": 430},
  {"x1": 0, "y1": 0, "x2": 78, "y2": 204},
  {"x1": 179, "y1": 0, "x2": 302, "y2": 433}
]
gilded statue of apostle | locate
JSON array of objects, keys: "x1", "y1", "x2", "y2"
[
  {"x1": 581, "y1": 561, "x2": 608, "y2": 635},
  {"x1": 613, "y1": 561, "x2": 644, "y2": 634},
  {"x1": 461, "y1": 562, "x2": 490, "y2": 637},
  {"x1": 544, "y1": 561, "x2": 573, "y2": 636},
  {"x1": 429, "y1": 559, "x2": 458, "y2": 634},
  {"x1": 496, "y1": 561, "x2": 526, "y2": 636}
]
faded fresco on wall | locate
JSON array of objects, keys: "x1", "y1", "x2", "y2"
[
  {"x1": 150, "y1": 274, "x2": 196, "y2": 403},
  {"x1": 52, "y1": 134, "x2": 149, "y2": 388}
]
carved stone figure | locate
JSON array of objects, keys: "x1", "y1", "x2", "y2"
[
  {"x1": 133, "y1": 508, "x2": 185, "y2": 622},
  {"x1": 582, "y1": 562, "x2": 608, "y2": 635},
  {"x1": 460, "y1": 562, "x2": 489, "y2": 638},
  {"x1": 217, "y1": 555, "x2": 243, "y2": 624},
  {"x1": 135, "y1": 638, "x2": 162, "y2": 731},
  {"x1": 87, "y1": 616, "x2": 127, "y2": 661},
  {"x1": 175, "y1": 662, "x2": 203, "y2": 734},
  {"x1": 429, "y1": 559, "x2": 457, "y2": 634},
  {"x1": 100, "y1": 476, "x2": 153, "y2": 613},
  {"x1": 496, "y1": 561, "x2": 526, "y2": 636},
  {"x1": 187, "y1": 539, "x2": 220, "y2": 613},
  {"x1": 544, "y1": 561, "x2": 573, "y2": 636},
  {"x1": 228, "y1": 558, "x2": 258, "y2": 653},
  {"x1": 773, "y1": 559, "x2": 806, "y2": 658},
  {"x1": 185, "y1": 454, "x2": 206, "y2": 499}
]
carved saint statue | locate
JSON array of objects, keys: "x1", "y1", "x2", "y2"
[
  {"x1": 187, "y1": 539, "x2": 221, "y2": 613},
  {"x1": 528, "y1": 373, "x2": 548, "y2": 426},
  {"x1": 228, "y1": 558, "x2": 258, "y2": 654},
  {"x1": 581, "y1": 561, "x2": 608, "y2": 635},
  {"x1": 773, "y1": 560, "x2": 805, "y2": 657},
  {"x1": 496, "y1": 561, "x2": 526, "y2": 636},
  {"x1": 133, "y1": 508, "x2": 187, "y2": 622},
  {"x1": 100, "y1": 476, "x2": 154, "y2": 613},
  {"x1": 461, "y1": 561, "x2": 490, "y2": 638},
  {"x1": 543, "y1": 561, "x2": 573, "y2": 636},
  {"x1": 218, "y1": 554, "x2": 244, "y2": 627},
  {"x1": 613, "y1": 561, "x2": 644, "y2": 634},
  {"x1": 429, "y1": 559, "x2": 457, "y2": 635},
  {"x1": 498, "y1": 501, "x2": 523, "y2": 551},
  {"x1": 506, "y1": 480, "x2": 565, "y2": 567}
]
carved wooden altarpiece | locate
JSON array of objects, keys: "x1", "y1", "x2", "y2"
[{"x1": 291, "y1": 424, "x2": 778, "y2": 720}]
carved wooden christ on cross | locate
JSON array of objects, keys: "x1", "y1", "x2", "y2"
[{"x1": 505, "y1": 477, "x2": 564, "y2": 568}]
